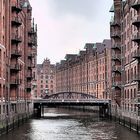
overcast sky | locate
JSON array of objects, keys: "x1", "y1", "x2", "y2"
[{"x1": 29, "y1": 0, "x2": 113, "y2": 64}]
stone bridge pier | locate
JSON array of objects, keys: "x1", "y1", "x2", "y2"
[{"x1": 34, "y1": 103, "x2": 42, "y2": 118}]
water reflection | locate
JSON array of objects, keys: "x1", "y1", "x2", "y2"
[{"x1": 0, "y1": 108, "x2": 139, "y2": 140}]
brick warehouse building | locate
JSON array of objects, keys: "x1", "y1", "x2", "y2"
[
  {"x1": 34, "y1": 58, "x2": 56, "y2": 98},
  {"x1": 0, "y1": 0, "x2": 37, "y2": 130},
  {"x1": 56, "y1": 40, "x2": 111, "y2": 100},
  {"x1": 110, "y1": 0, "x2": 140, "y2": 128}
]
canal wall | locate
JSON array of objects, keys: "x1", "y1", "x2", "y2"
[
  {"x1": 0, "y1": 112, "x2": 33, "y2": 136},
  {"x1": 0, "y1": 101, "x2": 33, "y2": 137},
  {"x1": 110, "y1": 108, "x2": 140, "y2": 134}
]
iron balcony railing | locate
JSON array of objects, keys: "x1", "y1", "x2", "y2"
[
  {"x1": 10, "y1": 78, "x2": 21, "y2": 85},
  {"x1": 11, "y1": 50, "x2": 22, "y2": 57},
  {"x1": 111, "y1": 43, "x2": 121, "y2": 50},
  {"x1": 11, "y1": 33, "x2": 22, "y2": 43},
  {"x1": 112, "y1": 81, "x2": 121, "y2": 88},
  {"x1": 28, "y1": 52, "x2": 34, "y2": 58},
  {"x1": 10, "y1": 64, "x2": 22, "y2": 71},
  {"x1": 132, "y1": 33, "x2": 140, "y2": 42},
  {"x1": 112, "y1": 65, "x2": 121, "y2": 73},
  {"x1": 28, "y1": 38, "x2": 36, "y2": 46},
  {"x1": 27, "y1": 62, "x2": 35, "y2": 68},
  {"x1": 131, "y1": 0, "x2": 140, "y2": 10},
  {"x1": 110, "y1": 21, "x2": 120, "y2": 27},
  {"x1": 132, "y1": 16, "x2": 140, "y2": 27},
  {"x1": 11, "y1": 16, "x2": 22, "y2": 26},
  {"x1": 27, "y1": 72, "x2": 32, "y2": 80},
  {"x1": 113, "y1": 91, "x2": 121, "y2": 100},
  {"x1": 26, "y1": 83, "x2": 32, "y2": 91},
  {"x1": 111, "y1": 30, "x2": 121, "y2": 38},
  {"x1": 133, "y1": 50, "x2": 140, "y2": 59},
  {"x1": 28, "y1": 28, "x2": 36, "y2": 35},
  {"x1": 11, "y1": 2, "x2": 22, "y2": 13},
  {"x1": 112, "y1": 54, "x2": 121, "y2": 61}
]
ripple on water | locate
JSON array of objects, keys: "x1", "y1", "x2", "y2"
[{"x1": 0, "y1": 108, "x2": 140, "y2": 140}]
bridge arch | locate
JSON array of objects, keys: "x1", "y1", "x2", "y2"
[{"x1": 43, "y1": 92, "x2": 96, "y2": 100}]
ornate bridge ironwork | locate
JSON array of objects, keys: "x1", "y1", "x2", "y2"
[
  {"x1": 34, "y1": 92, "x2": 111, "y2": 118},
  {"x1": 43, "y1": 92, "x2": 96, "y2": 100}
]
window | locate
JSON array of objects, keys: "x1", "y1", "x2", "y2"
[
  {"x1": 127, "y1": 90, "x2": 129, "y2": 99},
  {"x1": 41, "y1": 75, "x2": 43, "y2": 79},
  {"x1": 134, "y1": 88, "x2": 136, "y2": 98},
  {"x1": 131, "y1": 89, "x2": 133, "y2": 99}
]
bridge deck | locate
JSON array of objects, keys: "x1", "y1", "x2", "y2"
[{"x1": 34, "y1": 99, "x2": 111, "y2": 106}]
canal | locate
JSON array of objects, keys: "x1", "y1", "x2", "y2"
[{"x1": 0, "y1": 108, "x2": 139, "y2": 140}]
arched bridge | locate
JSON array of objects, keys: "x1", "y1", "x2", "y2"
[
  {"x1": 33, "y1": 92, "x2": 111, "y2": 118},
  {"x1": 43, "y1": 92, "x2": 96, "y2": 100},
  {"x1": 34, "y1": 91, "x2": 111, "y2": 106}
]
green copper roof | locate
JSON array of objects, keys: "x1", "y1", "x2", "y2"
[
  {"x1": 110, "y1": 15, "x2": 114, "y2": 23},
  {"x1": 109, "y1": 4, "x2": 114, "y2": 12},
  {"x1": 22, "y1": 2, "x2": 29, "y2": 8}
]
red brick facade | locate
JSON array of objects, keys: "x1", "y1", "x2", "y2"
[
  {"x1": 0, "y1": 0, "x2": 37, "y2": 123},
  {"x1": 34, "y1": 58, "x2": 56, "y2": 98},
  {"x1": 56, "y1": 40, "x2": 111, "y2": 99},
  {"x1": 110, "y1": 0, "x2": 140, "y2": 121}
]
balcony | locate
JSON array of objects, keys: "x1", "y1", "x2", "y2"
[
  {"x1": 11, "y1": 16, "x2": 22, "y2": 27},
  {"x1": 11, "y1": 50, "x2": 22, "y2": 58},
  {"x1": 28, "y1": 52, "x2": 34, "y2": 59},
  {"x1": 12, "y1": 3, "x2": 22, "y2": 13},
  {"x1": 132, "y1": 75, "x2": 140, "y2": 82},
  {"x1": 11, "y1": 33, "x2": 22, "y2": 44},
  {"x1": 27, "y1": 62, "x2": 32, "y2": 69},
  {"x1": 27, "y1": 62, "x2": 35, "y2": 69},
  {"x1": 10, "y1": 64, "x2": 21, "y2": 72},
  {"x1": 27, "y1": 72, "x2": 32, "y2": 80},
  {"x1": 28, "y1": 38, "x2": 35, "y2": 46},
  {"x1": 112, "y1": 81, "x2": 121, "y2": 89},
  {"x1": 133, "y1": 50, "x2": 140, "y2": 59},
  {"x1": 112, "y1": 65, "x2": 121, "y2": 73},
  {"x1": 111, "y1": 44, "x2": 121, "y2": 50},
  {"x1": 131, "y1": 1, "x2": 140, "y2": 11},
  {"x1": 111, "y1": 31, "x2": 121, "y2": 39},
  {"x1": 32, "y1": 63, "x2": 35, "y2": 68},
  {"x1": 132, "y1": 33, "x2": 140, "y2": 43},
  {"x1": 26, "y1": 83, "x2": 32, "y2": 92},
  {"x1": 110, "y1": 21, "x2": 120, "y2": 27},
  {"x1": 132, "y1": 16, "x2": 140, "y2": 27},
  {"x1": 114, "y1": 92, "x2": 121, "y2": 98},
  {"x1": 28, "y1": 28, "x2": 36, "y2": 35},
  {"x1": 10, "y1": 78, "x2": 21, "y2": 87},
  {"x1": 112, "y1": 54, "x2": 121, "y2": 61}
]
